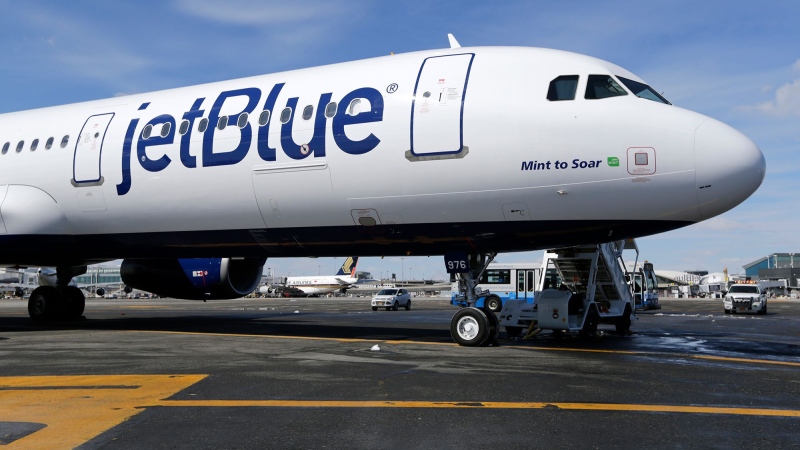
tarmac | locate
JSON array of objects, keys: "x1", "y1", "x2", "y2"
[{"x1": 2, "y1": 296, "x2": 800, "y2": 449}]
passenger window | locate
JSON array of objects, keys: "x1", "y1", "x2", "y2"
[
  {"x1": 585, "y1": 75, "x2": 628, "y2": 100},
  {"x1": 258, "y1": 110, "x2": 271, "y2": 126},
  {"x1": 142, "y1": 124, "x2": 153, "y2": 139},
  {"x1": 217, "y1": 116, "x2": 228, "y2": 130},
  {"x1": 45, "y1": 137, "x2": 54, "y2": 149},
  {"x1": 1, "y1": 142, "x2": 8, "y2": 154},
  {"x1": 179, "y1": 120, "x2": 190, "y2": 135},
  {"x1": 280, "y1": 107, "x2": 292, "y2": 124},
  {"x1": 198, "y1": 118, "x2": 209, "y2": 132},
  {"x1": 60, "y1": 135, "x2": 70, "y2": 148},
  {"x1": 302, "y1": 105, "x2": 313, "y2": 120},
  {"x1": 325, "y1": 102, "x2": 337, "y2": 118},
  {"x1": 547, "y1": 75, "x2": 579, "y2": 101},
  {"x1": 237, "y1": 112, "x2": 249, "y2": 129},
  {"x1": 160, "y1": 122, "x2": 171, "y2": 138},
  {"x1": 30, "y1": 139, "x2": 39, "y2": 151},
  {"x1": 347, "y1": 99, "x2": 362, "y2": 116},
  {"x1": 635, "y1": 153, "x2": 649, "y2": 165},
  {"x1": 616, "y1": 76, "x2": 671, "y2": 104},
  {"x1": 16, "y1": 141, "x2": 24, "y2": 153}
]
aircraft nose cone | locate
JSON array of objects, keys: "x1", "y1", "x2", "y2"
[{"x1": 695, "y1": 118, "x2": 765, "y2": 220}]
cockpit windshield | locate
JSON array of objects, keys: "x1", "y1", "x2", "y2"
[
  {"x1": 616, "y1": 76, "x2": 671, "y2": 104},
  {"x1": 585, "y1": 75, "x2": 628, "y2": 100}
]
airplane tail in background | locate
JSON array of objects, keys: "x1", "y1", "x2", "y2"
[{"x1": 335, "y1": 257, "x2": 359, "y2": 277}]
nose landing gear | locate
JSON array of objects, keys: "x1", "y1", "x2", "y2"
[{"x1": 447, "y1": 251, "x2": 499, "y2": 346}]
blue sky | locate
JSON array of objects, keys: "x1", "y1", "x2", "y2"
[{"x1": 1, "y1": 0, "x2": 797, "y2": 281}]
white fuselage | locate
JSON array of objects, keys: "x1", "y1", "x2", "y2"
[
  {"x1": 285, "y1": 275, "x2": 358, "y2": 295},
  {"x1": 0, "y1": 46, "x2": 765, "y2": 266}
]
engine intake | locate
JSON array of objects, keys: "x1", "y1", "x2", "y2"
[{"x1": 121, "y1": 257, "x2": 265, "y2": 300}]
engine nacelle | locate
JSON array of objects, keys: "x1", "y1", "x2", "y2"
[{"x1": 120, "y1": 258, "x2": 265, "y2": 300}]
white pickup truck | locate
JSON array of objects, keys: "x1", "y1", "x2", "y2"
[{"x1": 723, "y1": 284, "x2": 767, "y2": 315}]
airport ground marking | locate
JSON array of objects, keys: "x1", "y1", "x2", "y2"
[
  {"x1": 0, "y1": 374, "x2": 207, "y2": 449},
  {"x1": 128, "y1": 330, "x2": 800, "y2": 367},
  {"x1": 3, "y1": 373, "x2": 800, "y2": 450},
  {"x1": 153, "y1": 399, "x2": 800, "y2": 417}
]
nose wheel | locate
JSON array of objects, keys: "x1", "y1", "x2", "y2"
[{"x1": 450, "y1": 307, "x2": 499, "y2": 346}]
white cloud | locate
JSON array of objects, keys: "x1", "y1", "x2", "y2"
[
  {"x1": 793, "y1": 59, "x2": 800, "y2": 73},
  {"x1": 752, "y1": 79, "x2": 800, "y2": 116},
  {"x1": 691, "y1": 217, "x2": 747, "y2": 232}
]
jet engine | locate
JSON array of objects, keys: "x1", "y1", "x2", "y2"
[{"x1": 120, "y1": 257, "x2": 265, "y2": 300}]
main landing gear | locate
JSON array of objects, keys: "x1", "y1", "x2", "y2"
[
  {"x1": 27, "y1": 266, "x2": 87, "y2": 322},
  {"x1": 448, "y1": 252, "x2": 498, "y2": 346}
]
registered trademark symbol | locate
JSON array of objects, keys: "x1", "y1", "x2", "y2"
[{"x1": 386, "y1": 83, "x2": 398, "y2": 93}]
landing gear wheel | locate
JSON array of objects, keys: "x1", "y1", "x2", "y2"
[
  {"x1": 479, "y1": 307, "x2": 499, "y2": 346},
  {"x1": 485, "y1": 295, "x2": 502, "y2": 313},
  {"x1": 405, "y1": 300, "x2": 411, "y2": 311},
  {"x1": 28, "y1": 286, "x2": 57, "y2": 322},
  {"x1": 579, "y1": 308, "x2": 599, "y2": 339},
  {"x1": 392, "y1": 301, "x2": 398, "y2": 311},
  {"x1": 505, "y1": 326, "x2": 523, "y2": 338},
  {"x1": 615, "y1": 306, "x2": 632, "y2": 335},
  {"x1": 64, "y1": 286, "x2": 86, "y2": 320},
  {"x1": 450, "y1": 307, "x2": 490, "y2": 347}
]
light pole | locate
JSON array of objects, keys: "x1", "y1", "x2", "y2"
[{"x1": 401, "y1": 258, "x2": 405, "y2": 286}]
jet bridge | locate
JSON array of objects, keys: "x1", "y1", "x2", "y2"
[{"x1": 498, "y1": 240, "x2": 636, "y2": 338}]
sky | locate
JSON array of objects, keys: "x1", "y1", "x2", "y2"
[{"x1": 0, "y1": 0, "x2": 797, "y2": 281}]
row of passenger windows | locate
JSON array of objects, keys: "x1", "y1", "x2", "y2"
[
  {"x1": 547, "y1": 74, "x2": 671, "y2": 104},
  {"x1": 1, "y1": 135, "x2": 70, "y2": 155},
  {"x1": 142, "y1": 100, "x2": 350, "y2": 140}
]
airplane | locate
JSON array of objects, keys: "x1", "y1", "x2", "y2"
[
  {"x1": 264, "y1": 256, "x2": 360, "y2": 296},
  {"x1": 0, "y1": 35, "x2": 765, "y2": 345}
]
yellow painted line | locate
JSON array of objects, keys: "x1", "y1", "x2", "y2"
[
  {"x1": 129, "y1": 330, "x2": 800, "y2": 366},
  {"x1": 133, "y1": 329, "x2": 459, "y2": 346},
  {"x1": 0, "y1": 375, "x2": 206, "y2": 450},
  {"x1": 153, "y1": 399, "x2": 800, "y2": 417},
  {"x1": 692, "y1": 355, "x2": 800, "y2": 367}
]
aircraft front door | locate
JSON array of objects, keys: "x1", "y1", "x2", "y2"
[
  {"x1": 409, "y1": 53, "x2": 474, "y2": 158},
  {"x1": 73, "y1": 113, "x2": 115, "y2": 186}
]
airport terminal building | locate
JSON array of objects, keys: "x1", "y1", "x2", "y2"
[{"x1": 743, "y1": 253, "x2": 799, "y2": 292}]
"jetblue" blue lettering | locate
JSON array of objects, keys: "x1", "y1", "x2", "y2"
[{"x1": 117, "y1": 83, "x2": 385, "y2": 195}]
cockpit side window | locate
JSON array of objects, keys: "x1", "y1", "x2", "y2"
[
  {"x1": 585, "y1": 75, "x2": 628, "y2": 100},
  {"x1": 616, "y1": 76, "x2": 672, "y2": 104},
  {"x1": 547, "y1": 75, "x2": 579, "y2": 101}
]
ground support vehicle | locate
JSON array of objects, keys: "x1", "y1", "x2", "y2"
[
  {"x1": 630, "y1": 261, "x2": 661, "y2": 310},
  {"x1": 724, "y1": 283, "x2": 767, "y2": 315},
  {"x1": 371, "y1": 288, "x2": 411, "y2": 311},
  {"x1": 497, "y1": 241, "x2": 636, "y2": 338},
  {"x1": 450, "y1": 262, "x2": 541, "y2": 312}
]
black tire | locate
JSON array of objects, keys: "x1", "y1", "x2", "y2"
[
  {"x1": 505, "y1": 326, "x2": 524, "y2": 338},
  {"x1": 405, "y1": 299, "x2": 411, "y2": 311},
  {"x1": 485, "y1": 295, "x2": 502, "y2": 313},
  {"x1": 450, "y1": 308, "x2": 490, "y2": 347},
  {"x1": 758, "y1": 304, "x2": 767, "y2": 315},
  {"x1": 64, "y1": 287, "x2": 86, "y2": 319},
  {"x1": 392, "y1": 301, "x2": 398, "y2": 311},
  {"x1": 372, "y1": 306, "x2": 378, "y2": 311},
  {"x1": 579, "y1": 308, "x2": 599, "y2": 339},
  {"x1": 615, "y1": 305, "x2": 632, "y2": 335},
  {"x1": 480, "y1": 307, "x2": 499, "y2": 346},
  {"x1": 28, "y1": 286, "x2": 57, "y2": 322},
  {"x1": 724, "y1": 309, "x2": 731, "y2": 314}
]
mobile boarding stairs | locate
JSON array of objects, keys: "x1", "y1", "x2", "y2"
[
  {"x1": 499, "y1": 241, "x2": 636, "y2": 339},
  {"x1": 449, "y1": 240, "x2": 636, "y2": 346}
]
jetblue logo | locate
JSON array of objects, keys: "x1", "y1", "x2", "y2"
[{"x1": 116, "y1": 83, "x2": 385, "y2": 195}]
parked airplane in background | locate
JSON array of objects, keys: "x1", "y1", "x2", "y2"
[
  {"x1": 275, "y1": 257, "x2": 359, "y2": 296},
  {"x1": 0, "y1": 35, "x2": 764, "y2": 343}
]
